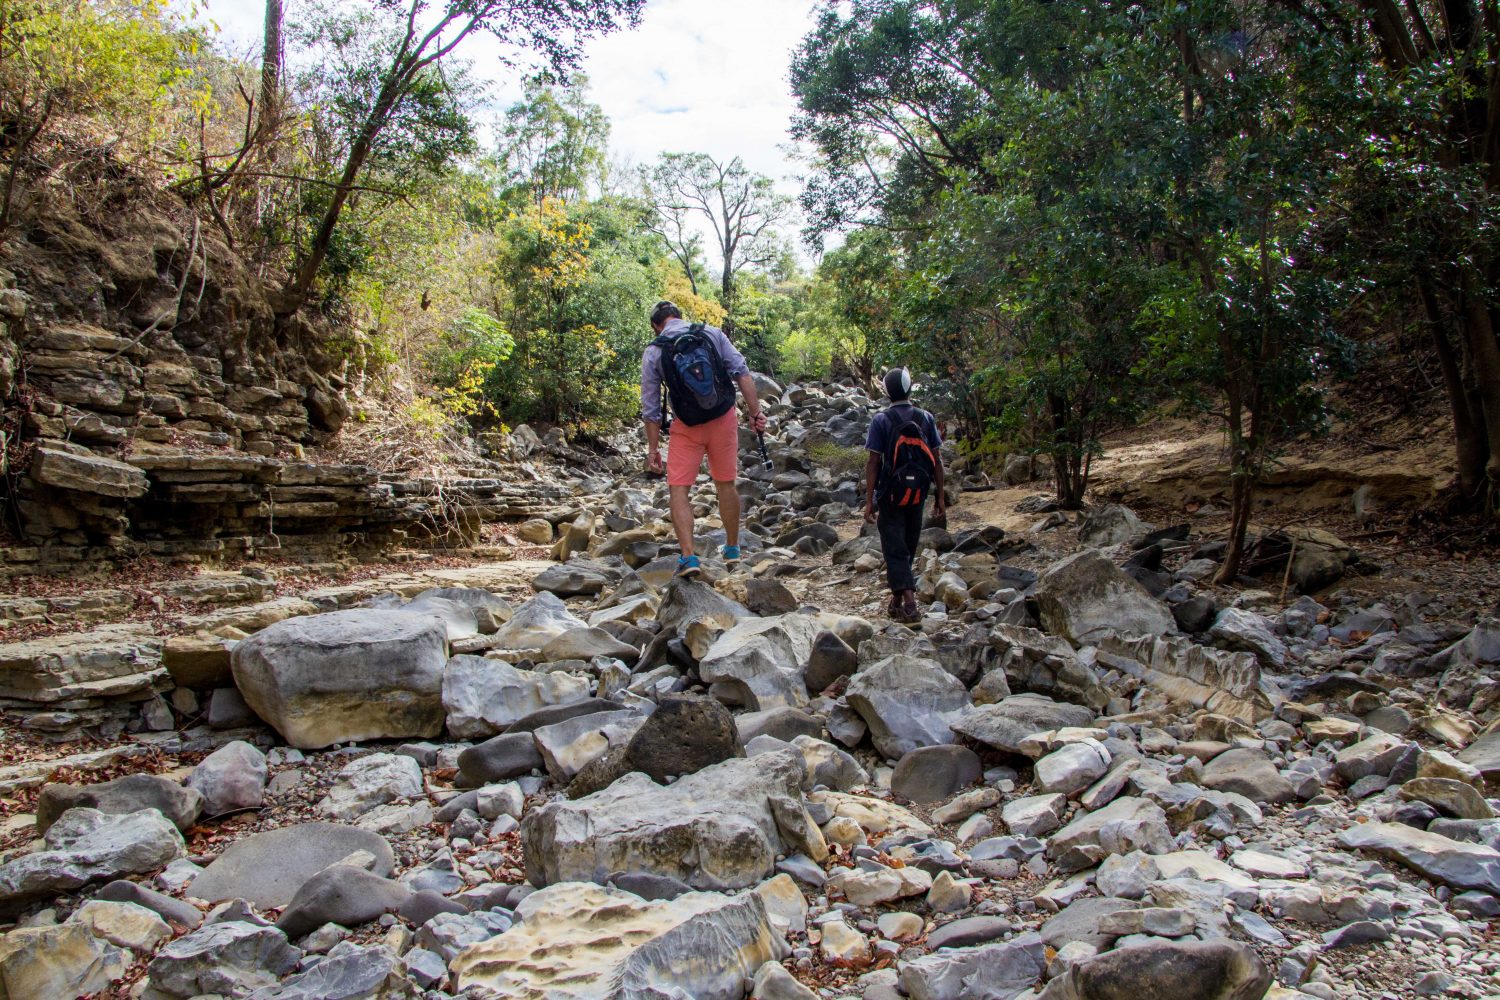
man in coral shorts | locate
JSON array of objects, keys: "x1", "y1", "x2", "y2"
[{"x1": 641, "y1": 301, "x2": 767, "y2": 577}]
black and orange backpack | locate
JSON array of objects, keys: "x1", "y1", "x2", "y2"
[{"x1": 880, "y1": 403, "x2": 937, "y2": 508}]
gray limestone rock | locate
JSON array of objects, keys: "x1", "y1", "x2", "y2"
[
  {"x1": 441, "y1": 655, "x2": 591, "y2": 739},
  {"x1": 523, "y1": 750, "x2": 820, "y2": 890},
  {"x1": 1036, "y1": 939, "x2": 1270, "y2": 1000},
  {"x1": 899, "y1": 933, "x2": 1047, "y2": 1000},
  {"x1": 243, "y1": 942, "x2": 417, "y2": 1000},
  {"x1": 1200, "y1": 748, "x2": 1296, "y2": 804},
  {"x1": 891, "y1": 746, "x2": 982, "y2": 804},
  {"x1": 1339, "y1": 821, "x2": 1500, "y2": 895},
  {"x1": 318, "y1": 753, "x2": 424, "y2": 821},
  {"x1": 846, "y1": 654, "x2": 971, "y2": 758},
  {"x1": 275, "y1": 865, "x2": 413, "y2": 939},
  {"x1": 187, "y1": 822, "x2": 395, "y2": 909},
  {"x1": 35, "y1": 774, "x2": 203, "y2": 834},
  {"x1": 0, "y1": 808, "x2": 185, "y2": 914},
  {"x1": 1033, "y1": 550, "x2": 1175, "y2": 646},
  {"x1": 951, "y1": 695, "x2": 1096, "y2": 753},
  {"x1": 185, "y1": 740, "x2": 268, "y2": 816},
  {"x1": 698, "y1": 613, "x2": 824, "y2": 711},
  {"x1": 231, "y1": 609, "x2": 448, "y2": 749},
  {"x1": 143, "y1": 921, "x2": 300, "y2": 1000}
]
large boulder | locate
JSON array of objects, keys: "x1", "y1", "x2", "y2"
[
  {"x1": 532, "y1": 561, "x2": 613, "y2": 598},
  {"x1": 1094, "y1": 634, "x2": 1275, "y2": 724},
  {"x1": 899, "y1": 934, "x2": 1047, "y2": 1000},
  {"x1": 143, "y1": 921, "x2": 300, "y2": 999},
  {"x1": 570, "y1": 695, "x2": 744, "y2": 796},
  {"x1": 0, "y1": 922, "x2": 130, "y2": 999},
  {"x1": 541, "y1": 627, "x2": 640, "y2": 665},
  {"x1": 845, "y1": 655, "x2": 971, "y2": 759},
  {"x1": 1077, "y1": 504, "x2": 1148, "y2": 548},
  {"x1": 318, "y1": 754, "x2": 424, "y2": 821},
  {"x1": 522, "y1": 751, "x2": 823, "y2": 890},
  {"x1": 533, "y1": 709, "x2": 647, "y2": 783},
  {"x1": 274, "y1": 865, "x2": 413, "y2": 939},
  {"x1": 0, "y1": 808, "x2": 185, "y2": 914},
  {"x1": 1034, "y1": 551, "x2": 1175, "y2": 646},
  {"x1": 231, "y1": 609, "x2": 448, "y2": 749},
  {"x1": 1200, "y1": 748, "x2": 1295, "y2": 804},
  {"x1": 951, "y1": 695, "x2": 1097, "y2": 754},
  {"x1": 449, "y1": 882, "x2": 785, "y2": 998},
  {"x1": 441, "y1": 656, "x2": 592, "y2": 739},
  {"x1": 698, "y1": 614, "x2": 824, "y2": 711},
  {"x1": 1046, "y1": 797, "x2": 1173, "y2": 868},
  {"x1": 243, "y1": 942, "x2": 413, "y2": 1000},
  {"x1": 187, "y1": 823, "x2": 395, "y2": 909},
  {"x1": 656, "y1": 578, "x2": 752, "y2": 639}
]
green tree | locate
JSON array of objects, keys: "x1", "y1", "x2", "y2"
[
  {"x1": 497, "y1": 74, "x2": 609, "y2": 205},
  {"x1": 642, "y1": 152, "x2": 793, "y2": 359},
  {"x1": 278, "y1": 0, "x2": 644, "y2": 317}
]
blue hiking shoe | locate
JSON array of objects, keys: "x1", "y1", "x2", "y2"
[
  {"x1": 722, "y1": 545, "x2": 741, "y2": 569},
  {"x1": 675, "y1": 554, "x2": 701, "y2": 578}
]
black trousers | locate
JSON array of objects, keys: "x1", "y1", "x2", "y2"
[{"x1": 877, "y1": 500, "x2": 925, "y2": 593}]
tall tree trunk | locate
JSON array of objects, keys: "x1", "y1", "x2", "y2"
[
  {"x1": 720, "y1": 265, "x2": 735, "y2": 336},
  {"x1": 259, "y1": 0, "x2": 284, "y2": 139},
  {"x1": 1418, "y1": 273, "x2": 1489, "y2": 495},
  {"x1": 1459, "y1": 270, "x2": 1500, "y2": 499}
]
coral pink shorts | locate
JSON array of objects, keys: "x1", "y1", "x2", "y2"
[{"x1": 666, "y1": 408, "x2": 739, "y2": 486}]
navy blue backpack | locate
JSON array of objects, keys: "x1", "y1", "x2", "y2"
[{"x1": 652, "y1": 324, "x2": 735, "y2": 427}]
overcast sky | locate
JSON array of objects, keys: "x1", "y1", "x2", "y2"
[{"x1": 193, "y1": 0, "x2": 819, "y2": 194}]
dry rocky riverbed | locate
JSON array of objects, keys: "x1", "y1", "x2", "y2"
[{"x1": 0, "y1": 378, "x2": 1498, "y2": 1000}]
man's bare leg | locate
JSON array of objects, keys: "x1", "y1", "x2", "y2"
[
  {"x1": 669, "y1": 485, "x2": 696, "y2": 557},
  {"x1": 714, "y1": 479, "x2": 741, "y2": 549}
]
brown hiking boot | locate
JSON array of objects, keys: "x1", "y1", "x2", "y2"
[
  {"x1": 886, "y1": 593, "x2": 903, "y2": 619},
  {"x1": 900, "y1": 590, "x2": 920, "y2": 622}
]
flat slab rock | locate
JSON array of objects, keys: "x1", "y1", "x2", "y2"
[
  {"x1": 0, "y1": 627, "x2": 163, "y2": 703},
  {"x1": 449, "y1": 881, "x2": 785, "y2": 999},
  {"x1": 1338, "y1": 821, "x2": 1500, "y2": 895},
  {"x1": 187, "y1": 822, "x2": 396, "y2": 909}
]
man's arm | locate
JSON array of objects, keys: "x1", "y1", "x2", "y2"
[
  {"x1": 645, "y1": 420, "x2": 663, "y2": 474},
  {"x1": 932, "y1": 455, "x2": 947, "y2": 515},
  {"x1": 641, "y1": 347, "x2": 665, "y2": 473},
  {"x1": 863, "y1": 451, "x2": 882, "y2": 523},
  {"x1": 927, "y1": 412, "x2": 948, "y2": 514},
  {"x1": 736, "y1": 373, "x2": 767, "y2": 432}
]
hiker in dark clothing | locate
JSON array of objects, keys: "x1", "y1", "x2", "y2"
[{"x1": 863, "y1": 368, "x2": 946, "y2": 622}]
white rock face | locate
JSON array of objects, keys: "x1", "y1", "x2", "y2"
[
  {"x1": 231, "y1": 609, "x2": 448, "y2": 749},
  {"x1": 449, "y1": 881, "x2": 786, "y2": 998},
  {"x1": 441, "y1": 656, "x2": 592, "y2": 739}
]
